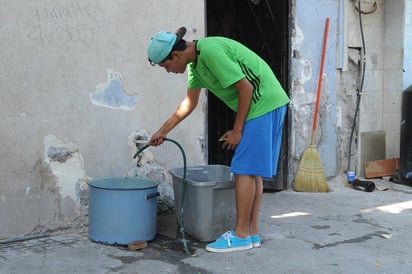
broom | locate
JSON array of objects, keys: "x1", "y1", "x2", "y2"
[{"x1": 293, "y1": 18, "x2": 331, "y2": 192}]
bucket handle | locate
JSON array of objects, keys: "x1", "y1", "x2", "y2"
[{"x1": 146, "y1": 192, "x2": 160, "y2": 200}]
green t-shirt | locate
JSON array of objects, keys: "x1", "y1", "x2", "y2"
[{"x1": 188, "y1": 36, "x2": 290, "y2": 120}]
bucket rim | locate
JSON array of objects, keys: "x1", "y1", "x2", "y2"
[{"x1": 87, "y1": 176, "x2": 159, "y2": 190}]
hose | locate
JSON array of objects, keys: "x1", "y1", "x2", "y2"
[
  {"x1": 347, "y1": 0, "x2": 367, "y2": 172},
  {"x1": 133, "y1": 138, "x2": 191, "y2": 256}
]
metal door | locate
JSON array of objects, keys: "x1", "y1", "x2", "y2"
[{"x1": 206, "y1": 0, "x2": 290, "y2": 190}]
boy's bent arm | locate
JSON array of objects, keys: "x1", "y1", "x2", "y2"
[
  {"x1": 149, "y1": 88, "x2": 201, "y2": 146},
  {"x1": 233, "y1": 78, "x2": 253, "y2": 134},
  {"x1": 221, "y1": 78, "x2": 253, "y2": 150}
]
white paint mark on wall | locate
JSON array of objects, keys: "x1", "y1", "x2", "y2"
[
  {"x1": 25, "y1": 186, "x2": 30, "y2": 198},
  {"x1": 292, "y1": 23, "x2": 304, "y2": 50},
  {"x1": 336, "y1": 105, "x2": 342, "y2": 128},
  {"x1": 291, "y1": 21, "x2": 317, "y2": 161},
  {"x1": 89, "y1": 69, "x2": 138, "y2": 110}
]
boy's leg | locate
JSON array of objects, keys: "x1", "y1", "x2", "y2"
[
  {"x1": 234, "y1": 174, "x2": 255, "y2": 238},
  {"x1": 231, "y1": 107, "x2": 287, "y2": 238},
  {"x1": 249, "y1": 176, "x2": 263, "y2": 235}
]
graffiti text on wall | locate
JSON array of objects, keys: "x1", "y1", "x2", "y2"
[{"x1": 26, "y1": 1, "x2": 106, "y2": 46}]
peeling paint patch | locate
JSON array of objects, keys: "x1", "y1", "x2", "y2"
[
  {"x1": 47, "y1": 145, "x2": 78, "y2": 163},
  {"x1": 89, "y1": 69, "x2": 138, "y2": 110},
  {"x1": 44, "y1": 135, "x2": 87, "y2": 203},
  {"x1": 127, "y1": 129, "x2": 175, "y2": 210}
]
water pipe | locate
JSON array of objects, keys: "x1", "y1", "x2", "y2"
[
  {"x1": 347, "y1": 0, "x2": 367, "y2": 173},
  {"x1": 133, "y1": 138, "x2": 191, "y2": 256}
]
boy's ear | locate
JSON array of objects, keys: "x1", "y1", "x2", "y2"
[{"x1": 171, "y1": 51, "x2": 181, "y2": 59}]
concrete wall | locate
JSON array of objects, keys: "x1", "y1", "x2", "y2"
[
  {"x1": 405, "y1": 0, "x2": 412, "y2": 89},
  {"x1": 0, "y1": 0, "x2": 205, "y2": 239},
  {"x1": 382, "y1": 0, "x2": 405, "y2": 158},
  {"x1": 351, "y1": 0, "x2": 404, "y2": 170},
  {"x1": 292, "y1": 0, "x2": 339, "y2": 179},
  {"x1": 292, "y1": 0, "x2": 405, "y2": 179}
]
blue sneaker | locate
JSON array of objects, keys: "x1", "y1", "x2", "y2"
[
  {"x1": 251, "y1": 234, "x2": 261, "y2": 247},
  {"x1": 205, "y1": 231, "x2": 252, "y2": 253}
]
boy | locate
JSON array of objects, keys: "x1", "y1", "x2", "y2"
[{"x1": 147, "y1": 27, "x2": 289, "y2": 252}]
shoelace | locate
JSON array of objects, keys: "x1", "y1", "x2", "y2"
[{"x1": 219, "y1": 231, "x2": 234, "y2": 247}]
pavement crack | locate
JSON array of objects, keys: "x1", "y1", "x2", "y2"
[
  {"x1": 313, "y1": 231, "x2": 388, "y2": 249},
  {"x1": 108, "y1": 255, "x2": 140, "y2": 264},
  {"x1": 311, "y1": 225, "x2": 331, "y2": 230},
  {"x1": 352, "y1": 214, "x2": 392, "y2": 230}
]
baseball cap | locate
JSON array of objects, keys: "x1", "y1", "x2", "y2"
[{"x1": 147, "y1": 27, "x2": 187, "y2": 65}]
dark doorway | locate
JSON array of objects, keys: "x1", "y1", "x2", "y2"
[{"x1": 206, "y1": 0, "x2": 290, "y2": 190}]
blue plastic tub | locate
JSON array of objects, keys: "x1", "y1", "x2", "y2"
[{"x1": 88, "y1": 177, "x2": 159, "y2": 245}]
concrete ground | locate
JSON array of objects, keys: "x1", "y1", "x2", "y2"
[{"x1": 1, "y1": 176, "x2": 412, "y2": 274}]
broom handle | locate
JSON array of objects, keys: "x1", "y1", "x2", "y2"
[{"x1": 311, "y1": 18, "x2": 330, "y2": 145}]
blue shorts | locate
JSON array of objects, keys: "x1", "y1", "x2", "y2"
[{"x1": 231, "y1": 105, "x2": 287, "y2": 178}]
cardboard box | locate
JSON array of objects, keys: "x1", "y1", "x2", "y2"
[{"x1": 363, "y1": 158, "x2": 400, "y2": 178}]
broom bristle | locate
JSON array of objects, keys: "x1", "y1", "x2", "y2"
[{"x1": 293, "y1": 145, "x2": 331, "y2": 192}]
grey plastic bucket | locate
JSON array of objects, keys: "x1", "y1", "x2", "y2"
[
  {"x1": 170, "y1": 165, "x2": 236, "y2": 242},
  {"x1": 88, "y1": 177, "x2": 159, "y2": 245}
]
